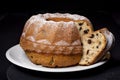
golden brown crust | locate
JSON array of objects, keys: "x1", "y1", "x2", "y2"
[
  {"x1": 19, "y1": 13, "x2": 93, "y2": 55},
  {"x1": 20, "y1": 37, "x2": 83, "y2": 55},
  {"x1": 25, "y1": 51, "x2": 82, "y2": 67},
  {"x1": 19, "y1": 13, "x2": 94, "y2": 67}
]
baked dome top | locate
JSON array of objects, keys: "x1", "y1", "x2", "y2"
[{"x1": 20, "y1": 13, "x2": 91, "y2": 54}]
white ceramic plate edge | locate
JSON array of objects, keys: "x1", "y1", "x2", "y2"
[{"x1": 6, "y1": 44, "x2": 109, "y2": 72}]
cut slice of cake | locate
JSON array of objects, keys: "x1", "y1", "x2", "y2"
[{"x1": 79, "y1": 28, "x2": 114, "y2": 65}]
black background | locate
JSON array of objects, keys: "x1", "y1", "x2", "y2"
[{"x1": 0, "y1": 0, "x2": 120, "y2": 80}]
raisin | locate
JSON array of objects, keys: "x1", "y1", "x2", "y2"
[
  {"x1": 30, "y1": 56, "x2": 33, "y2": 58},
  {"x1": 87, "y1": 62, "x2": 90, "y2": 64},
  {"x1": 49, "y1": 57, "x2": 54, "y2": 65},
  {"x1": 99, "y1": 41, "x2": 101, "y2": 44},
  {"x1": 46, "y1": 19, "x2": 49, "y2": 21},
  {"x1": 86, "y1": 23, "x2": 89, "y2": 26},
  {"x1": 86, "y1": 50, "x2": 89, "y2": 55},
  {"x1": 79, "y1": 23, "x2": 83, "y2": 26},
  {"x1": 96, "y1": 46, "x2": 99, "y2": 48},
  {"x1": 84, "y1": 29, "x2": 89, "y2": 34},
  {"x1": 91, "y1": 53, "x2": 94, "y2": 55},
  {"x1": 86, "y1": 57, "x2": 89, "y2": 59},
  {"x1": 79, "y1": 27, "x2": 82, "y2": 31},
  {"x1": 41, "y1": 29, "x2": 46, "y2": 35},
  {"x1": 89, "y1": 34, "x2": 94, "y2": 38},
  {"x1": 85, "y1": 59, "x2": 88, "y2": 62},
  {"x1": 92, "y1": 46, "x2": 94, "y2": 49},
  {"x1": 88, "y1": 39, "x2": 92, "y2": 44},
  {"x1": 96, "y1": 33, "x2": 98, "y2": 36},
  {"x1": 81, "y1": 42, "x2": 83, "y2": 46}
]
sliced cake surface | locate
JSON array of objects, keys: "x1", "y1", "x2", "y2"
[{"x1": 79, "y1": 29, "x2": 107, "y2": 65}]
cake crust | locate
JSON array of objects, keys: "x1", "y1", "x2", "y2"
[
  {"x1": 20, "y1": 13, "x2": 92, "y2": 55},
  {"x1": 26, "y1": 51, "x2": 81, "y2": 67},
  {"x1": 20, "y1": 13, "x2": 94, "y2": 67}
]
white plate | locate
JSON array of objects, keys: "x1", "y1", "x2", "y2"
[{"x1": 6, "y1": 44, "x2": 108, "y2": 72}]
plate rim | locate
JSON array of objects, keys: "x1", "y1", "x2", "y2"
[{"x1": 6, "y1": 44, "x2": 109, "y2": 72}]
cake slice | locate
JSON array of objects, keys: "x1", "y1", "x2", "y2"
[
  {"x1": 79, "y1": 28, "x2": 114, "y2": 65},
  {"x1": 100, "y1": 28, "x2": 115, "y2": 53}
]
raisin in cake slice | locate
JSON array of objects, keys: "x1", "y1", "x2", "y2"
[
  {"x1": 75, "y1": 20, "x2": 94, "y2": 38},
  {"x1": 79, "y1": 28, "x2": 114, "y2": 65}
]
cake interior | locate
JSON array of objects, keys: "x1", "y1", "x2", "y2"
[{"x1": 46, "y1": 17, "x2": 80, "y2": 22}]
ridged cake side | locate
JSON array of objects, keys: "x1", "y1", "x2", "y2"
[{"x1": 20, "y1": 13, "x2": 92, "y2": 54}]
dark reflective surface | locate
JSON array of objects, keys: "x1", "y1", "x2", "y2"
[
  {"x1": 0, "y1": 8, "x2": 120, "y2": 80},
  {"x1": 7, "y1": 59, "x2": 120, "y2": 80}
]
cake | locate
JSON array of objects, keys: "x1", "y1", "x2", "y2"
[
  {"x1": 20, "y1": 13, "x2": 93, "y2": 67},
  {"x1": 79, "y1": 28, "x2": 115, "y2": 65}
]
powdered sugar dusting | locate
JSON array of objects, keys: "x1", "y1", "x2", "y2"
[
  {"x1": 29, "y1": 15, "x2": 46, "y2": 28},
  {"x1": 22, "y1": 32, "x2": 25, "y2": 37},
  {"x1": 55, "y1": 40, "x2": 70, "y2": 46},
  {"x1": 63, "y1": 21, "x2": 75, "y2": 28},
  {"x1": 72, "y1": 40, "x2": 81, "y2": 45},
  {"x1": 36, "y1": 50, "x2": 41, "y2": 53},
  {"x1": 23, "y1": 13, "x2": 90, "y2": 37},
  {"x1": 68, "y1": 47, "x2": 74, "y2": 50},
  {"x1": 26, "y1": 13, "x2": 89, "y2": 28},
  {"x1": 36, "y1": 39, "x2": 51, "y2": 45},
  {"x1": 33, "y1": 43, "x2": 38, "y2": 47},
  {"x1": 58, "y1": 47, "x2": 65, "y2": 51},
  {"x1": 49, "y1": 46, "x2": 55, "y2": 50},
  {"x1": 21, "y1": 13, "x2": 84, "y2": 55},
  {"x1": 26, "y1": 36, "x2": 35, "y2": 42},
  {"x1": 23, "y1": 13, "x2": 84, "y2": 46},
  {"x1": 42, "y1": 13, "x2": 89, "y2": 21}
]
